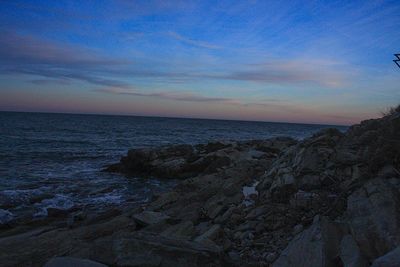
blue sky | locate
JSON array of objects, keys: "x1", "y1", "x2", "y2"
[{"x1": 0, "y1": 0, "x2": 399, "y2": 125}]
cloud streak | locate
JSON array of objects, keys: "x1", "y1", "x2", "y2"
[
  {"x1": 0, "y1": 32, "x2": 128, "y2": 67},
  {"x1": 0, "y1": 32, "x2": 348, "y2": 89},
  {"x1": 166, "y1": 31, "x2": 221, "y2": 50},
  {"x1": 5, "y1": 67, "x2": 131, "y2": 88},
  {"x1": 95, "y1": 87, "x2": 237, "y2": 103}
]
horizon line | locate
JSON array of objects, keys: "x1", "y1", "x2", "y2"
[{"x1": 0, "y1": 109, "x2": 350, "y2": 127}]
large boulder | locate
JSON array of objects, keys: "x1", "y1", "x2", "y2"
[
  {"x1": 339, "y1": 235, "x2": 368, "y2": 267},
  {"x1": 371, "y1": 246, "x2": 400, "y2": 267},
  {"x1": 345, "y1": 178, "x2": 400, "y2": 261},
  {"x1": 272, "y1": 216, "x2": 347, "y2": 267}
]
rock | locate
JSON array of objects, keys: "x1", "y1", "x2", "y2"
[
  {"x1": 371, "y1": 246, "x2": 400, "y2": 267},
  {"x1": 272, "y1": 216, "x2": 347, "y2": 267},
  {"x1": 161, "y1": 220, "x2": 194, "y2": 240},
  {"x1": 43, "y1": 257, "x2": 108, "y2": 267},
  {"x1": 194, "y1": 224, "x2": 221, "y2": 244},
  {"x1": 340, "y1": 235, "x2": 368, "y2": 267},
  {"x1": 228, "y1": 251, "x2": 241, "y2": 261},
  {"x1": 207, "y1": 204, "x2": 224, "y2": 219},
  {"x1": 345, "y1": 178, "x2": 400, "y2": 260},
  {"x1": 289, "y1": 190, "x2": 318, "y2": 209},
  {"x1": 236, "y1": 221, "x2": 258, "y2": 232},
  {"x1": 132, "y1": 211, "x2": 170, "y2": 226},
  {"x1": 114, "y1": 232, "x2": 223, "y2": 267},
  {"x1": 148, "y1": 191, "x2": 179, "y2": 210},
  {"x1": 269, "y1": 172, "x2": 296, "y2": 202},
  {"x1": 47, "y1": 207, "x2": 70, "y2": 218},
  {"x1": 292, "y1": 224, "x2": 303, "y2": 235},
  {"x1": 215, "y1": 206, "x2": 235, "y2": 224},
  {"x1": 246, "y1": 205, "x2": 267, "y2": 219},
  {"x1": 223, "y1": 238, "x2": 233, "y2": 251},
  {"x1": 265, "y1": 252, "x2": 278, "y2": 263}
]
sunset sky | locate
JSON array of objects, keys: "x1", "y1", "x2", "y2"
[{"x1": 1, "y1": 0, "x2": 399, "y2": 125}]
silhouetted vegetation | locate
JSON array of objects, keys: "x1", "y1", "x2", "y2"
[{"x1": 381, "y1": 104, "x2": 400, "y2": 117}]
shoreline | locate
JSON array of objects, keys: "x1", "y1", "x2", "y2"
[{"x1": 1, "y1": 111, "x2": 400, "y2": 266}]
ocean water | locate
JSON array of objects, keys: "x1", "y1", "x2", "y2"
[{"x1": 0, "y1": 111, "x2": 347, "y2": 222}]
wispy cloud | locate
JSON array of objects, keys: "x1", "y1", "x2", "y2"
[
  {"x1": 0, "y1": 32, "x2": 128, "y2": 67},
  {"x1": 95, "y1": 87, "x2": 237, "y2": 103},
  {"x1": 30, "y1": 79, "x2": 71, "y2": 85},
  {"x1": 216, "y1": 58, "x2": 349, "y2": 87},
  {"x1": 5, "y1": 67, "x2": 131, "y2": 88},
  {"x1": 167, "y1": 31, "x2": 221, "y2": 50}
]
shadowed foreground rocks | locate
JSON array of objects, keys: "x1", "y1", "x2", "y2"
[{"x1": 1, "y1": 111, "x2": 400, "y2": 267}]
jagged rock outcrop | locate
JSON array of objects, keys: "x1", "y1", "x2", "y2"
[
  {"x1": 1, "y1": 109, "x2": 400, "y2": 267},
  {"x1": 104, "y1": 138, "x2": 296, "y2": 179}
]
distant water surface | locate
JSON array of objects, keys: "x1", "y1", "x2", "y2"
[{"x1": 0, "y1": 111, "x2": 347, "y2": 221}]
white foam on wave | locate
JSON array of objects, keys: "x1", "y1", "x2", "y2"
[
  {"x1": 0, "y1": 209, "x2": 14, "y2": 224},
  {"x1": 0, "y1": 186, "x2": 51, "y2": 206},
  {"x1": 33, "y1": 194, "x2": 75, "y2": 217},
  {"x1": 85, "y1": 191, "x2": 124, "y2": 205}
]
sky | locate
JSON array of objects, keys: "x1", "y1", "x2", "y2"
[{"x1": 0, "y1": 0, "x2": 399, "y2": 125}]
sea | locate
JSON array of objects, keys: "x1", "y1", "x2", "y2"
[{"x1": 0, "y1": 111, "x2": 348, "y2": 222}]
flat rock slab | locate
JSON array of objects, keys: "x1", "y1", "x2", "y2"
[{"x1": 44, "y1": 257, "x2": 108, "y2": 267}]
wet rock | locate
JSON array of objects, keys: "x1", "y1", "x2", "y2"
[{"x1": 43, "y1": 257, "x2": 108, "y2": 267}]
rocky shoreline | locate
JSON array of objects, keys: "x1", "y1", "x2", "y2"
[{"x1": 1, "y1": 110, "x2": 400, "y2": 267}]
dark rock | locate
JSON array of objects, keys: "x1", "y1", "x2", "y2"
[
  {"x1": 161, "y1": 221, "x2": 194, "y2": 240},
  {"x1": 194, "y1": 224, "x2": 221, "y2": 244},
  {"x1": 345, "y1": 178, "x2": 400, "y2": 261},
  {"x1": 43, "y1": 257, "x2": 108, "y2": 267},
  {"x1": 292, "y1": 224, "x2": 303, "y2": 235},
  {"x1": 132, "y1": 211, "x2": 170, "y2": 227},
  {"x1": 47, "y1": 207, "x2": 71, "y2": 218},
  {"x1": 272, "y1": 216, "x2": 347, "y2": 267},
  {"x1": 340, "y1": 235, "x2": 368, "y2": 267},
  {"x1": 114, "y1": 232, "x2": 224, "y2": 267},
  {"x1": 371, "y1": 246, "x2": 400, "y2": 267}
]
